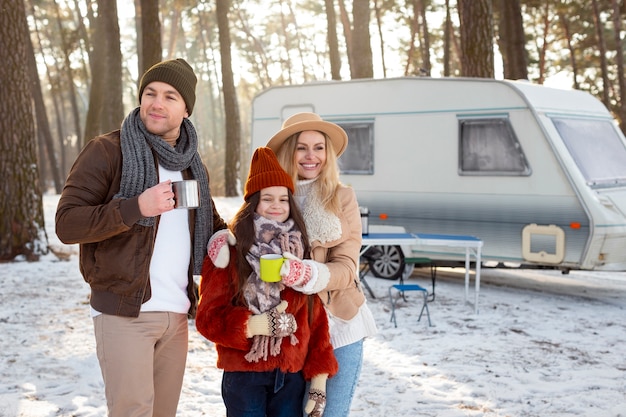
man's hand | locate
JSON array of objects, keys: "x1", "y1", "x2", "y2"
[{"x1": 138, "y1": 180, "x2": 175, "y2": 217}]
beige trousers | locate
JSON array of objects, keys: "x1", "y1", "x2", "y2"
[{"x1": 93, "y1": 312, "x2": 188, "y2": 417}]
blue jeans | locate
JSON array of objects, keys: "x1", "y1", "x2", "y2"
[
  {"x1": 323, "y1": 339, "x2": 364, "y2": 417},
  {"x1": 222, "y1": 369, "x2": 305, "y2": 417}
]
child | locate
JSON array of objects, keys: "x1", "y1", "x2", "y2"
[{"x1": 196, "y1": 147, "x2": 337, "y2": 417}]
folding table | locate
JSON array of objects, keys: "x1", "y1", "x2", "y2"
[{"x1": 360, "y1": 232, "x2": 483, "y2": 313}]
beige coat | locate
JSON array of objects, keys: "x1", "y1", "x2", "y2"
[{"x1": 306, "y1": 185, "x2": 365, "y2": 321}]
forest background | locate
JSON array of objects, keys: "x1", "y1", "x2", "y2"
[{"x1": 1, "y1": 0, "x2": 625, "y2": 261}]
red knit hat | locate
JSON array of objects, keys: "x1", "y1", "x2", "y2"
[{"x1": 244, "y1": 147, "x2": 294, "y2": 200}]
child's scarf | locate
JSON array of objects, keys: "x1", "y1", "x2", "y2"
[{"x1": 244, "y1": 213, "x2": 303, "y2": 362}]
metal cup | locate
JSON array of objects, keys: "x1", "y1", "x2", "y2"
[{"x1": 172, "y1": 180, "x2": 200, "y2": 209}]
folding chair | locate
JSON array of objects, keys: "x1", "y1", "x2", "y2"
[
  {"x1": 388, "y1": 284, "x2": 432, "y2": 327},
  {"x1": 402, "y1": 257, "x2": 437, "y2": 301}
]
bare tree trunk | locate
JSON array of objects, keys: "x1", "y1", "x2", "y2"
[
  {"x1": 405, "y1": 1, "x2": 420, "y2": 76},
  {"x1": 0, "y1": 0, "x2": 48, "y2": 261},
  {"x1": 51, "y1": 93, "x2": 69, "y2": 179},
  {"x1": 197, "y1": 7, "x2": 226, "y2": 195},
  {"x1": 83, "y1": 12, "x2": 106, "y2": 143},
  {"x1": 165, "y1": 3, "x2": 181, "y2": 59},
  {"x1": 83, "y1": 0, "x2": 123, "y2": 145},
  {"x1": 458, "y1": 0, "x2": 494, "y2": 78},
  {"x1": 54, "y1": 0, "x2": 83, "y2": 147},
  {"x1": 138, "y1": 0, "x2": 162, "y2": 77},
  {"x1": 591, "y1": 0, "x2": 611, "y2": 107},
  {"x1": 216, "y1": 0, "x2": 241, "y2": 197},
  {"x1": 558, "y1": 11, "x2": 580, "y2": 89},
  {"x1": 100, "y1": 1, "x2": 123, "y2": 131},
  {"x1": 73, "y1": 0, "x2": 92, "y2": 85},
  {"x1": 27, "y1": 0, "x2": 63, "y2": 191},
  {"x1": 197, "y1": 9, "x2": 222, "y2": 152},
  {"x1": 371, "y1": 0, "x2": 386, "y2": 78},
  {"x1": 325, "y1": 0, "x2": 343, "y2": 80},
  {"x1": 497, "y1": 0, "x2": 528, "y2": 80},
  {"x1": 444, "y1": 0, "x2": 451, "y2": 76},
  {"x1": 611, "y1": 0, "x2": 626, "y2": 133},
  {"x1": 32, "y1": 14, "x2": 71, "y2": 178},
  {"x1": 418, "y1": 0, "x2": 431, "y2": 76},
  {"x1": 27, "y1": 24, "x2": 63, "y2": 194},
  {"x1": 537, "y1": 1, "x2": 551, "y2": 84},
  {"x1": 351, "y1": 0, "x2": 373, "y2": 78},
  {"x1": 338, "y1": 0, "x2": 354, "y2": 73},
  {"x1": 450, "y1": 6, "x2": 462, "y2": 73}
]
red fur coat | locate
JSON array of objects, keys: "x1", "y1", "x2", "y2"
[{"x1": 196, "y1": 249, "x2": 338, "y2": 380}]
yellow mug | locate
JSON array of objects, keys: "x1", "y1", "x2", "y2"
[{"x1": 259, "y1": 254, "x2": 284, "y2": 282}]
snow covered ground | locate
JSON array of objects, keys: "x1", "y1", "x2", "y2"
[{"x1": 1, "y1": 194, "x2": 625, "y2": 416}]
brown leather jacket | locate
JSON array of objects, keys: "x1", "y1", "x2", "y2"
[{"x1": 55, "y1": 130, "x2": 227, "y2": 318}]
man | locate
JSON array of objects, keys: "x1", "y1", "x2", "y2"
[{"x1": 56, "y1": 58, "x2": 227, "y2": 417}]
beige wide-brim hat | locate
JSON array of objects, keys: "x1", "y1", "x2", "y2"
[{"x1": 266, "y1": 112, "x2": 348, "y2": 157}]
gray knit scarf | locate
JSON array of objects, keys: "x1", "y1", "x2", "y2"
[
  {"x1": 243, "y1": 213, "x2": 303, "y2": 362},
  {"x1": 114, "y1": 107, "x2": 213, "y2": 274}
]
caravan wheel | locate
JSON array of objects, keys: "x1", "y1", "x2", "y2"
[{"x1": 368, "y1": 245, "x2": 405, "y2": 280}]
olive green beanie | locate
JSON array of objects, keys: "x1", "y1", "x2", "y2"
[{"x1": 138, "y1": 58, "x2": 197, "y2": 115}]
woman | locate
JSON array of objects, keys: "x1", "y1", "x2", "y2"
[{"x1": 267, "y1": 112, "x2": 378, "y2": 416}]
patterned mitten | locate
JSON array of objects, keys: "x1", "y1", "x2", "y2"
[
  {"x1": 206, "y1": 229, "x2": 236, "y2": 268},
  {"x1": 305, "y1": 374, "x2": 328, "y2": 417},
  {"x1": 246, "y1": 301, "x2": 298, "y2": 338},
  {"x1": 279, "y1": 252, "x2": 330, "y2": 295},
  {"x1": 280, "y1": 253, "x2": 316, "y2": 287}
]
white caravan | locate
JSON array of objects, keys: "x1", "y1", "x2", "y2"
[{"x1": 250, "y1": 77, "x2": 626, "y2": 278}]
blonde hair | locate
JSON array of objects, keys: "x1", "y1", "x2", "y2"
[{"x1": 275, "y1": 132, "x2": 342, "y2": 214}]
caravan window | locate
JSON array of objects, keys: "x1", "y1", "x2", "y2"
[
  {"x1": 336, "y1": 121, "x2": 374, "y2": 174},
  {"x1": 458, "y1": 117, "x2": 530, "y2": 176},
  {"x1": 552, "y1": 117, "x2": 626, "y2": 188}
]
